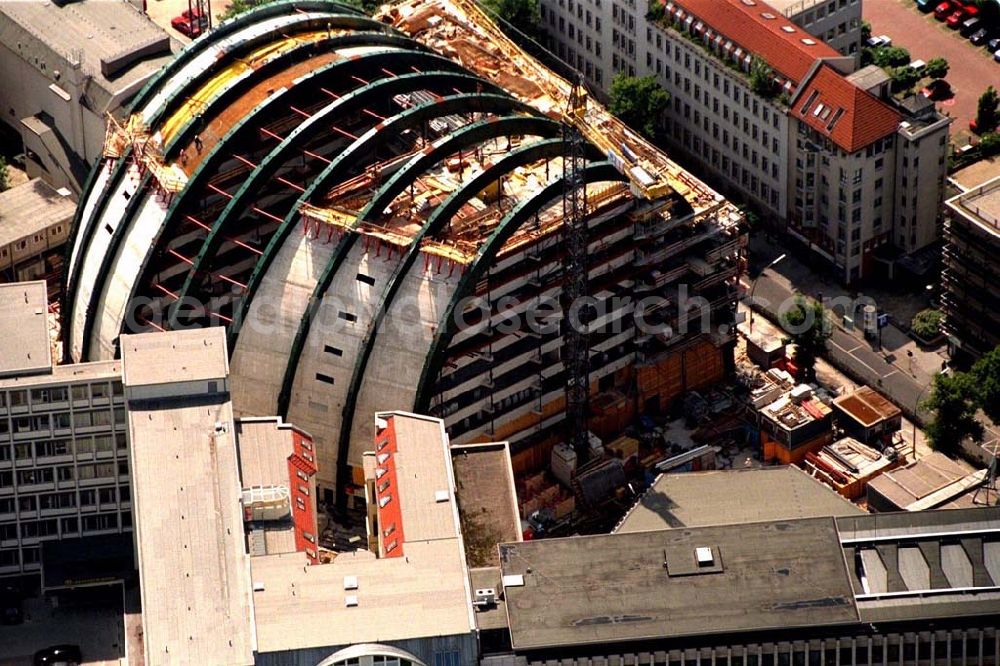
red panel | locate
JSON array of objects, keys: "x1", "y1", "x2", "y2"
[
  {"x1": 373, "y1": 417, "x2": 405, "y2": 558},
  {"x1": 287, "y1": 430, "x2": 318, "y2": 563}
]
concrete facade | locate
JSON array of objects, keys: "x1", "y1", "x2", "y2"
[{"x1": 541, "y1": 0, "x2": 950, "y2": 283}]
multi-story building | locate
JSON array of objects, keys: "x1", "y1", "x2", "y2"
[
  {"x1": 0, "y1": 281, "x2": 130, "y2": 579},
  {"x1": 942, "y1": 175, "x2": 1000, "y2": 364},
  {"x1": 542, "y1": 0, "x2": 951, "y2": 283},
  {"x1": 0, "y1": 179, "x2": 75, "y2": 290}
]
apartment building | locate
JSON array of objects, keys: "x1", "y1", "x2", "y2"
[
  {"x1": 0, "y1": 281, "x2": 130, "y2": 579},
  {"x1": 542, "y1": 0, "x2": 950, "y2": 283}
]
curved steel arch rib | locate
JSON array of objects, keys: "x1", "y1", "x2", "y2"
[
  {"x1": 273, "y1": 92, "x2": 540, "y2": 417},
  {"x1": 171, "y1": 65, "x2": 501, "y2": 328},
  {"x1": 65, "y1": 11, "x2": 387, "y2": 357},
  {"x1": 412, "y1": 161, "x2": 627, "y2": 413},
  {"x1": 334, "y1": 135, "x2": 569, "y2": 498},
  {"x1": 84, "y1": 38, "x2": 427, "y2": 358}
]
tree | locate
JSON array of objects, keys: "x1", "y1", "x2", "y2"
[
  {"x1": 218, "y1": 0, "x2": 258, "y2": 21},
  {"x1": 861, "y1": 19, "x2": 872, "y2": 42},
  {"x1": 781, "y1": 296, "x2": 830, "y2": 381},
  {"x1": 980, "y1": 132, "x2": 1000, "y2": 158},
  {"x1": 609, "y1": 74, "x2": 670, "y2": 139},
  {"x1": 924, "y1": 57, "x2": 949, "y2": 80},
  {"x1": 0, "y1": 157, "x2": 8, "y2": 193},
  {"x1": 889, "y1": 66, "x2": 920, "y2": 93},
  {"x1": 482, "y1": 0, "x2": 542, "y2": 40},
  {"x1": 976, "y1": 86, "x2": 1000, "y2": 134},
  {"x1": 646, "y1": 0, "x2": 665, "y2": 21},
  {"x1": 749, "y1": 56, "x2": 778, "y2": 98},
  {"x1": 872, "y1": 45, "x2": 910, "y2": 68},
  {"x1": 923, "y1": 372, "x2": 984, "y2": 454},
  {"x1": 970, "y1": 344, "x2": 1000, "y2": 424},
  {"x1": 910, "y1": 309, "x2": 943, "y2": 340}
]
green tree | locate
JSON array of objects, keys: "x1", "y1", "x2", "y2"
[
  {"x1": 781, "y1": 296, "x2": 830, "y2": 381},
  {"x1": 482, "y1": 0, "x2": 542, "y2": 40},
  {"x1": 910, "y1": 309, "x2": 943, "y2": 340},
  {"x1": 923, "y1": 372, "x2": 984, "y2": 454},
  {"x1": 889, "y1": 66, "x2": 920, "y2": 93},
  {"x1": 977, "y1": 86, "x2": 1000, "y2": 133},
  {"x1": 608, "y1": 74, "x2": 670, "y2": 139},
  {"x1": 0, "y1": 157, "x2": 8, "y2": 193},
  {"x1": 970, "y1": 344, "x2": 1000, "y2": 424},
  {"x1": 861, "y1": 19, "x2": 872, "y2": 42},
  {"x1": 749, "y1": 56, "x2": 778, "y2": 98},
  {"x1": 646, "y1": 0, "x2": 665, "y2": 21},
  {"x1": 218, "y1": 0, "x2": 258, "y2": 21},
  {"x1": 980, "y1": 132, "x2": 1000, "y2": 158},
  {"x1": 872, "y1": 45, "x2": 911, "y2": 68},
  {"x1": 924, "y1": 57, "x2": 949, "y2": 80}
]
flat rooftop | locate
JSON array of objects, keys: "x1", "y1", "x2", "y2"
[
  {"x1": 452, "y1": 442, "x2": 522, "y2": 567},
  {"x1": 0, "y1": 358, "x2": 120, "y2": 389},
  {"x1": 500, "y1": 517, "x2": 859, "y2": 650},
  {"x1": 0, "y1": 178, "x2": 75, "y2": 247},
  {"x1": 0, "y1": 0, "x2": 175, "y2": 111},
  {"x1": 947, "y1": 174, "x2": 1000, "y2": 238},
  {"x1": 0, "y1": 281, "x2": 51, "y2": 377},
  {"x1": 866, "y1": 451, "x2": 984, "y2": 511},
  {"x1": 236, "y1": 417, "x2": 299, "y2": 489},
  {"x1": 251, "y1": 411, "x2": 475, "y2": 653},
  {"x1": 121, "y1": 326, "x2": 229, "y2": 387},
  {"x1": 124, "y1": 335, "x2": 254, "y2": 665},
  {"x1": 833, "y1": 387, "x2": 900, "y2": 427},
  {"x1": 615, "y1": 466, "x2": 861, "y2": 533}
]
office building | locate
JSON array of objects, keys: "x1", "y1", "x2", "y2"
[
  {"x1": 0, "y1": 179, "x2": 75, "y2": 289},
  {"x1": 942, "y1": 174, "x2": 1000, "y2": 364},
  {"x1": 541, "y1": 0, "x2": 951, "y2": 282},
  {"x1": 0, "y1": 281, "x2": 130, "y2": 579}
]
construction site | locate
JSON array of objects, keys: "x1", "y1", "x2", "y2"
[{"x1": 63, "y1": 0, "x2": 747, "y2": 515}]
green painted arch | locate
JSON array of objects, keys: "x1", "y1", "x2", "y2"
[
  {"x1": 128, "y1": 0, "x2": 367, "y2": 115},
  {"x1": 273, "y1": 92, "x2": 539, "y2": 417},
  {"x1": 85, "y1": 37, "x2": 425, "y2": 357},
  {"x1": 65, "y1": 11, "x2": 382, "y2": 358},
  {"x1": 170, "y1": 65, "x2": 495, "y2": 329},
  {"x1": 412, "y1": 161, "x2": 627, "y2": 413},
  {"x1": 334, "y1": 136, "x2": 572, "y2": 498},
  {"x1": 160, "y1": 30, "x2": 419, "y2": 163}
]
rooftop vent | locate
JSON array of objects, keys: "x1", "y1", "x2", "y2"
[
  {"x1": 252, "y1": 581, "x2": 265, "y2": 592},
  {"x1": 781, "y1": 25, "x2": 796, "y2": 33},
  {"x1": 474, "y1": 588, "x2": 497, "y2": 606},
  {"x1": 696, "y1": 546, "x2": 715, "y2": 567},
  {"x1": 435, "y1": 489, "x2": 450, "y2": 502},
  {"x1": 502, "y1": 574, "x2": 525, "y2": 587},
  {"x1": 741, "y1": 0, "x2": 757, "y2": 5},
  {"x1": 761, "y1": 11, "x2": 775, "y2": 19},
  {"x1": 343, "y1": 575, "x2": 358, "y2": 590},
  {"x1": 345, "y1": 595, "x2": 358, "y2": 607},
  {"x1": 802, "y1": 38, "x2": 817, "y2": 45}
]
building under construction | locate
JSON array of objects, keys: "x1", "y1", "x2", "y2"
[{"x1": 63, "y1": 0, "x2": 746, "y2": 501}]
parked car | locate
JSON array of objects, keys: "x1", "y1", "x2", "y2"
[
  {"x1": 908, "y1": 59, "x2": 927, "y2": 75},
  {"x1": 33, "y1": 645, "x2": 82, "y2": 666},
  {"x1": 917, "y1": 0, "x2": 936, "y2": 11},
  {"x1": 970, "y1": 27, "x2": 992, "y2": 45},
  {"x1": 923, "y1": 79, "x2": 952, "y2": 99},
  {"x1": 171, "y1": 8, "x2": 208, "y2": 38},
  {"x1": 865, "y1": 35, "x2": 887, "y2": 48},
  {"x1": 988, "y1": 37, "x2": 1000, "y2": 51},
  {"x1": 934, "y1": 1, "x2": 955, "y2": 19},
  {"x1": 961, "y1": 17, "x2": 982, "y2": 36},
  {"x1": 994, "y1": 48, "x2": 1000, "y2": 63},
  {"x1": 946, "y1": 9, "x2": 967, "y2": 27}
]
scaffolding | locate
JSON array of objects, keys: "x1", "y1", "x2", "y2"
[{"x1": 104, "y1": 114, "x2": 188, "y2": 194}]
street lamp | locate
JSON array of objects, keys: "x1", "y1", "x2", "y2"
[{"x1": 748, "y1": 253, "x2": 786, "y2": 334}]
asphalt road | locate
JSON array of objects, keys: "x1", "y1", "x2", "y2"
[{"x1": 749, "y1": 272, "x2": 931, "y2": 421}]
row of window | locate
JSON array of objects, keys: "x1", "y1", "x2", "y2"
[
  {"x1": 0, "y1": 408, "x2": 126, "y2": 437},
  {"x1": 0, "y1": 511, "x2": 128, "y2": 544},
  {"x1": 0, "y1": 485, "x2": 129, "y2": 516},
  {"x1": 0, "y1": 381, "x2": 123, "y2": 410},
  {"x1": 0, "y1": 433, "x2": 127, "y2": 462},
  {"x1": 0, "y1": 459, "x2": 127, "y2": 489}
]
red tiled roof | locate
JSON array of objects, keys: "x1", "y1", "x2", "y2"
[
  {"x1": 666, "y1": 0, "x2": 842, "y2": 84},
  {"x1": 792, "y1": 65, "x2": 902, "y2": 153}
]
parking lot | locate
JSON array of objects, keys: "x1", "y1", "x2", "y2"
[{"x1": 864, "y1": 0, "x2": 998, "y2": 146}]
